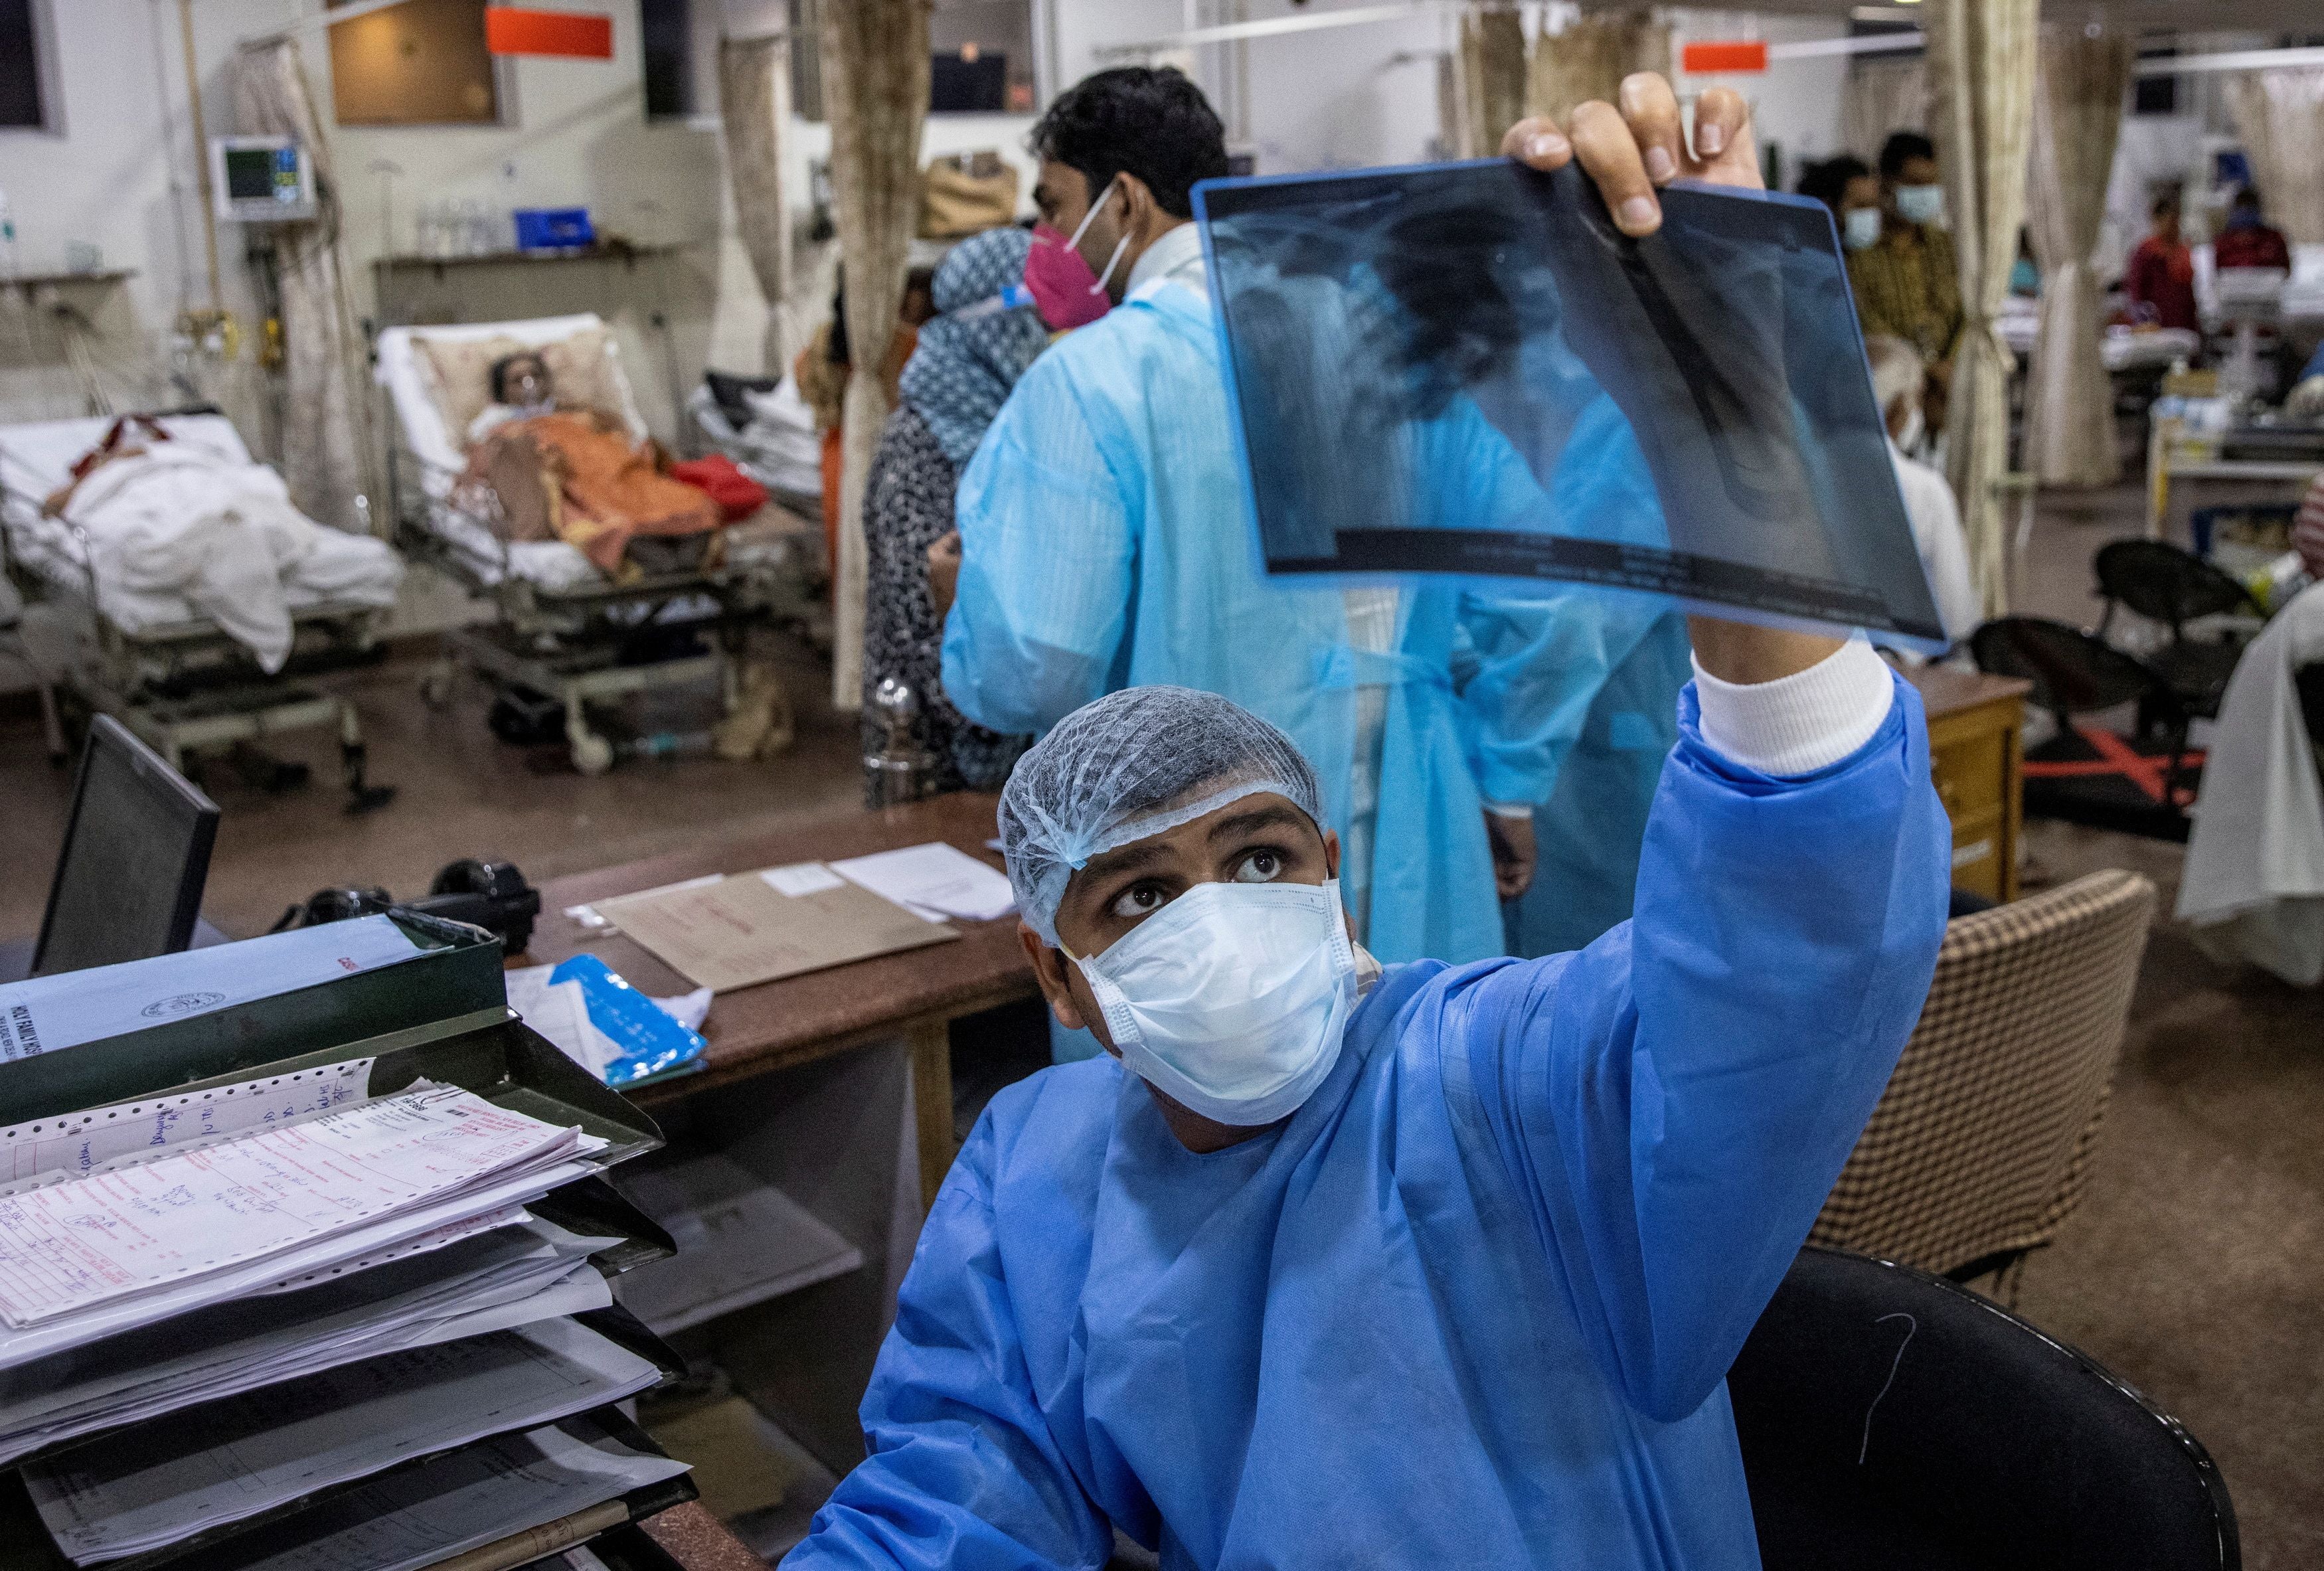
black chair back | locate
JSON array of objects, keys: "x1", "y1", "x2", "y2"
[
  {"x1": 1729, "y1": 1247, "x2": 2238, "y2": 1571},
  {"x1": 1970, "y1": 616, "x2": 2169, "y2": 722},
  {"x1": 2094, "y1": 540, "x2": 2260, "y2": 637}
]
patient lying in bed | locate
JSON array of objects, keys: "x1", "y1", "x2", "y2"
[
  {"x1": 33, "y1": 414, "x2": 402, "y2": 671},
  {"x1": 459, "y1": 352, "x2": 722, "y2": 578}
]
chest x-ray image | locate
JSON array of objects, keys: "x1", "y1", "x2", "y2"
[{"x1": 1193, "y1": 159, "x2": 1947, "y2": 650}]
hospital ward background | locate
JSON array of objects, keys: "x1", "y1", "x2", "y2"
[{"x1": 0, "y1": 2, "x2": 2319, "y2": 1569}]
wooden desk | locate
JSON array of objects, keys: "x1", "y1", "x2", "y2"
[
  {"x1": 530, "y1": 791, "x2": 1037, "y2": 1210},
  {"x1": 1904, "y1": 667, "x2": 2031, "y2": 903}
]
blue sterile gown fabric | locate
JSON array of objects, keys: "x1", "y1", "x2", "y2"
[
  {"x1": 783, "y1": 675, "x2": 1950, "y2": 1571},
  {"x1": 942, "y1": 276, "x2": 1611, "y2": 969},
  {"x1": 1506, "y1": 610, "x2": 1693, "y2": 957}
]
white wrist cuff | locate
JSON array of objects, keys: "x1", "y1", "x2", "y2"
[
  {"x1": 1692, "y1": 637, "x2": 1894, "y2": 778},
  {"x1": 1483, "y1": 800, "x2": 1534, "y2": 821}
]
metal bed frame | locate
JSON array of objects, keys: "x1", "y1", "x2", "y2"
[
  {"x1": 0, "y1": 469, "x2": 394, "y2": 811},
  {"x1": 383, "y1": 429, "x2": 815, "y2": 776}
]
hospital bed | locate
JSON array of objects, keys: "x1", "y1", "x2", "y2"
[
  {"x1": 0, "y1": 411, "x2": 395, "y2": 810},
  {"x1": 376, "y1": 314, "x2": 818, "y2": 775}
]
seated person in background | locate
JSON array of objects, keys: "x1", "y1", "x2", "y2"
[
  {"x1": 460, "y1": 351, "x2": 720, "y2": 578},
  {"x1": 2123, "y1": 188, "x2": 2200, "y2": 333},
  {"x1": 1865, "y1": 335, "x2": 1979, "y2": 650},
  {"x1": 783, "y1": 82, "x2": 1951, "y2": 1571},
  {"x1": 1848, "y1": 131, "x2": 1961, "y2": 428},
  {"x1": 2213, "y1": 185, "x2": 2291, "y2": 273},
  {"x1": 1798, "y1": 153, "x2": 1881, "y2": 258}
]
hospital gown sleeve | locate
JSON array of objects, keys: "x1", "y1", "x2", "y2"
[
  {"x1": 782, "y1": 1117, "x2": 1113, "y2": 1571},
  {"x1": 940, "y1": 356, "x2": 1137, "y2": 736},
  {"x1": 1455, "y1": 669, "x2": 1950, "y2": 1422}
]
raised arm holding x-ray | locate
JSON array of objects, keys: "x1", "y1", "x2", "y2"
[{"x1": 789, "y1": 78, "x2": 1950, "y2": 1571}]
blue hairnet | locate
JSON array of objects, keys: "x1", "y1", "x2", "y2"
[
  {"x1": 902, "y1": 227, "x2": 1048, "y2": 465},
  {"x1": 999, "y1": 686, "x2": 1325, "y2": 946}
]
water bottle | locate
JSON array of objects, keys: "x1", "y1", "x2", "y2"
[
  {"x1": 618, "y1": 730, "x2": 712, "y2": 764},
  {"x1": 0, "y1": 189, "x2": 19, "y2": 280}
]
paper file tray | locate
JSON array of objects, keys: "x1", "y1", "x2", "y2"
[
  {"x1": 534, "y1": 1176, "x2": 679, "y2": 1280},
  {"x1": 0, "y1": 911, "x2": 661, "y2": 1163},
  {"x1": 28, "y1": 1378, "x2": 698, "y2": 1571}
]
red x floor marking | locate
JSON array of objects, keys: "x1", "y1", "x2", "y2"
[{"x1": 2022, "y1": 725, "x2": 2203, "y2": 805}]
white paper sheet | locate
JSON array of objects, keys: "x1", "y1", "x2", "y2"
[
  {"x1": 504, "y1": 971, "x2": 620, "y2": 1082},
  {"x1": 831, "y1": 842, "x2": 1017, "y2": 923},
  {"x1": 0, "y1": 917, "x2": 422, "y2": 1062},
  {"x1": 148, "y1": 1414, "x2": 688, "y2": 1571},
  {"x1": 0, "y1": 1060, "x2": 376, "y2": 1197},
  {"x1": 0, "y1": 1087, "x2": 581, "y2": 1328},
  {"x1": 27, "y1": 1318, "x2": 663, "y2": 1562},
  {"x1": 759, "y1": 863, "x2": 845, "y2": 897}
]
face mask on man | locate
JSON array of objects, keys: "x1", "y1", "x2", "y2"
[
  {"x1": 1894, "y1": 184, "x2": 1944, "y2": 227},
  {"x1": 1070, "y1": 876, "x2": 1357, "y2": 1126},
  {"x1": 1024, "y1": 176, "x2": 1130, "y2": 331},
  {"x1": 2224, "y1": 207, "x2": 2260, "y2": 232},
  {"x1": 1843, "y1": 207, "x2": 1882, "y2": 252}
]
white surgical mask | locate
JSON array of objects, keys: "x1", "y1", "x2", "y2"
[
  {"x1": 1894, "y1": 184, "x2": 1945, "y2": 228},
  {"x1": 1074, "y1": 877, "x2": 1356, "y2": 1127},
  {"x1": 1843, "y1": 207, "x2": 1883, "y2": 252},
  {"x1": 1894, "y1": 404, "x2": 1926, "y2": 455}
]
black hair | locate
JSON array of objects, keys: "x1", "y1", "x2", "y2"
[
  {"x1": 1878, "y1": 131, "x2": 1936, "y2": 180},
  {"x1": 2232, "y1": 184, "x2": 2262, "y2": 209},
  {"x1": 489, "y1": 351, "x2": 549, "y2": 404},
  {"x1": 2151, "y1": 185, "x2": 2183, "y2": 219},
  {"x1": 1797, "y1": 155, "x2": 1871, "y2": 215},
  {"x1": 1029, "y1": 66, "x2": 1228, "y2": 220}
]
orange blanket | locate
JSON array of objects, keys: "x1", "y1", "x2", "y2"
[{"x1": 469, "y1": 411, "x2": 720, "y2": 575}]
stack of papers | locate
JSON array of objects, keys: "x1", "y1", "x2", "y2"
[
  {"x1": 25, "y1": 1318, "x2": 663, "y2": 1562},
  {"x1": 0, "y1": 1215, "x2": 614, "y2": 1464},
  {"x1": 0, "y1": 1087, "x2": 605, "y2": 1363}
]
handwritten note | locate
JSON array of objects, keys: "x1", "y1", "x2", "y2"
[
  {"x1": 0, "y1": 1088, "x2": 578, "y2": 1329},
  {"x1": 0, "y1": 1059, "x2": 374, "y2": 1199}
]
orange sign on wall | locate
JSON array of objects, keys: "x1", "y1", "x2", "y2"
[
  {"x1": 1681, "y1": 41, "x2": 1770, "y2": 74},
  {"x1": 484, "y1": 8, "x2": 615, "y2": 59}
]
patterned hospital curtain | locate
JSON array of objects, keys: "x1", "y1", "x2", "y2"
[
  {"x1": 2025, "y1": 30, "x2": 2131, "y2": 487},
  {"x1": 820, "y1": 0, "x2": 930, "y2": 710},
  {"x1": 1928, "y1": 0, "x2": 2037, "y2": 618},
  {"x1": 1457, "y1": 9, "x2": 1529, "y2": 158},
  {"x1": 2225, "y1": 67, "x2": 2324, "y2": 244},
  {"x1": 1842, "y1": 56, "x2": 1932, "y2": 163},
  {"x1": 720, "y1": 33, "x2": 794, "y2": 374},
  {"x1": 231, "y1": 41, "x2": 373, "y2": 533},
  {"x1": 1529, "y1": 11, "x2": 1670, "y2": 125}
]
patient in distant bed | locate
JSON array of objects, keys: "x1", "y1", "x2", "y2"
[{"x1": 459, "y1": 351, "x2": 722, "y2": 578}]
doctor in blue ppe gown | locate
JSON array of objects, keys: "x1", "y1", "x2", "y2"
[
  {"x1": 941, "y1": 68, "x2": 1612, "y2": 978},
  {"x1": 787, "y1": 84, "x2": 1954, "y2": 1571}
]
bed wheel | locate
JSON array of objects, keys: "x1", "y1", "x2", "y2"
[{"x1": 565, "y1": 699, "x2": 614, "y2": 777}]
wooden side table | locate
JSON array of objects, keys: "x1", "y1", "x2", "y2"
[{"x1": 1905, "y1": 667, "x2": 2032, "y2": 903}]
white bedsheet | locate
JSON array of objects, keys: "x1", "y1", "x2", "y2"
[
  {"x1": 0, "y1": 416, "x2": 400, "y2": 670},
  {"x1": 689, "y1": 376, "x2": 823, "y2": 505}
]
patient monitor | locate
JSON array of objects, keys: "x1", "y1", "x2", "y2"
[{"x1": 211, "y1": 135, "x2": 317, "y2": 224}]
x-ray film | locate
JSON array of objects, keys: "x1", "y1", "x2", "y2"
[{"x1": 1193, "y1": 159, "x2": 1947, "y2": 650}]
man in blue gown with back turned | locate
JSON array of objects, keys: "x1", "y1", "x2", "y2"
[{"x1": 788, "y1": 79, "x2": 1950, "y2": 1571}]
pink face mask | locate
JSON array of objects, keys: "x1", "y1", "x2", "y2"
[{"x1": 1024, "y1": 177, "x2": 1129, "y2": 330}]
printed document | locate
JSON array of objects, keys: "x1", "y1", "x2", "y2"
[
  {"x1": 0, "y1": 916, "x2": 422, "y2": 1062},
  {"x1": 830, "y1": 843, "x2": 1017, "y2": 923},
  {"x1": 0, "y1": 1088, "x2": 584, "y2": 1329}
]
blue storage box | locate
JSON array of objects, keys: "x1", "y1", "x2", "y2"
[{"x1": 513, "y1": 207, "x2": 594, "y2": 252}]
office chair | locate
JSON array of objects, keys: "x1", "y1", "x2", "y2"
[
  {"x1": 1971, "y1": 616, "x2": 2199, "y2": 842},
  {"x1": 2094, "y1": 539, "x2": 2262, "y2": 720},
  {"x1": 1810, "y1": 870, "x2": 2155, "y2": 1296},
  {"x1": 1730, "y1": 1246, "x2": 2239, "y2": 1571}
]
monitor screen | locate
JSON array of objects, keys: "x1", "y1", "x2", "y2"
[
  {"x1": 1193, "y1": 159, "x2": 1946, "y2": 649},
  {"x1": 222, "y1": 143, "x2": 303, "y2": 206},
  {"x1": 33, "y1": 717, "x2": 219, "y2": 978}
]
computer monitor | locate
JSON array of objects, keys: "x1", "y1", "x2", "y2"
[{"x1": 32, "y1": 717, "x2": 219, "y2": 978}]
